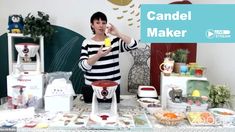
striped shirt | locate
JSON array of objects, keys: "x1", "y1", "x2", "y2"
[{"x1": 79, "y1": 36, "x2": 137, "y2": 85}]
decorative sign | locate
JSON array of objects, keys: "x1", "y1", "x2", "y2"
[{"x1": 141, "y1": 4, "x2": 235, "y2": 43}]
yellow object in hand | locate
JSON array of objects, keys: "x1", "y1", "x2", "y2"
[
  {"x1": 104, "y1": 38, "x2": 111, "y2": 47},
  {"x1": 192, "y1": 90, "x2": 201, "y2": 97}
]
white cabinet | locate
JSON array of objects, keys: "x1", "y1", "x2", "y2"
[
  {"x1": 160, "y1": 72, "x2": 207, "y2": 109},
  {"x1": 7, "y1": 33, "x2": 44, "y2": 74}
]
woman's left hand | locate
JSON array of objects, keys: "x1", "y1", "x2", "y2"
[{"x1": 106, "y1": 23, "x2": 120, "y2": 37}]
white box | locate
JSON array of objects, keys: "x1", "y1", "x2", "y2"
[
  {"x1": 160, "y1": 72, "x2": 207, "y2": 109},
  {"x1": 44, "y1": 96, "x2": 73, "y2": 112},
  {"x1": 7, "y1": 74, "x2": 44, "y2": 109}
]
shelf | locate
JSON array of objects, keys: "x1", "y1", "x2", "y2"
[
  {"x1": 7, "y1": 33, "x2": 43, "y2": 38},
  {"x1": 7, "y1": 33, "x2": 44, "y2": 74}
]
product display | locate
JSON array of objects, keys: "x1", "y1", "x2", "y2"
[{"x1": 90, "y1": 80, "x2": 119, "y2": 124}]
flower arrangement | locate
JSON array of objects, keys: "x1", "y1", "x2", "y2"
[{"x1": 209, "y1": 85, "x2": 231, "y2": 108}]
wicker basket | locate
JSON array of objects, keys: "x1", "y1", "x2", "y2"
[{"x1": 154, "y1": 111, "x2": 185, "y2": 125}]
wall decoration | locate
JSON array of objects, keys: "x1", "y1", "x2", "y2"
[
  {"x1": 117, "y1": 16, "x2": 124, "y2": 19},
  {"x1": 122, "y1": 10, "x2": 128, "y2": 13},
  {"x1": 130, "y1": 4, "x2": 135, "y2": 8},
  {"x1": 107, "y1": 0, "x2": 140, "y2": 28},
  {"x1": 108, "y1": 0, "x2": 132, "y2": 6},
  {"x1": 128, "y1": 18, "x2": 133, "y2": 21}
]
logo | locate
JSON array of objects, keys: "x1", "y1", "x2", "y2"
[
  {"x1": 206, "y1": 29, "x2": 215, "y2": 39},
  {"x1": 17, "y1": 79, "x2": 31, "y2": 82},
  {"x1": 206, "y1": 29, "x2": 231, "y2": 39}
]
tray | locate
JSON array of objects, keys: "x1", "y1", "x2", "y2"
[{"x1": 187, "y1": 111, "x2": 218, "y2": 126}]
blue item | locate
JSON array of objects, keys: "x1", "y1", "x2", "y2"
[{"x1": 8, "y1": 15, "x2": 24, "y2": 33}]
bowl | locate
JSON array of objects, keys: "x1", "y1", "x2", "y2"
[
  {"x1": 154, "y1": 110, "x2": 185, "y2": 125},
  {"x1": 146, "y1": 103, "x2": 162, "y2": 115},
  {"x1": 209, "y1": 108, "x2": 235, "y2": 125},
  {"x1": 137, "y1": 98, "x2": 160, "y2": 108}
]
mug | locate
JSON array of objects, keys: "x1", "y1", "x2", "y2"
[{"x1": 159, "y1": 60, "x2": 174, "y2": 76}]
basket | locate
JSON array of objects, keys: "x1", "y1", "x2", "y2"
[{"x1": 154, "y1": 111, "x2": 185, "y2": 125}]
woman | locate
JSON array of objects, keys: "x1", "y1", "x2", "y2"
[{"x1": 79, "y1": 11, "x2": 137, "y2": 103}]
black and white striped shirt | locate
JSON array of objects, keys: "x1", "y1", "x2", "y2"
[{"x1": 79, "y1": 36, "x2": 137, "y2": 85}]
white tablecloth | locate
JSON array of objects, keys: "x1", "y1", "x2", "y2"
[{"x1": 1, "y1": 95, "x2": 235, "y2": 132}]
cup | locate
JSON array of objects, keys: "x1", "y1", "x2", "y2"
[
  {"x1": 180, "y1": 65, "x2": 188, "y2": 74},
  {"x1": 188, "y1": 62, "x2": 197, "y2": 75},
  {"x1": 159, "y1": 60, "x2": 174, "y2": 76},
  {"x1": 195, "y1": 68, "x2": 203, "y2": 77},
  {"x1": 195, "y1": 66, "x2": 206, "y2": 77}
]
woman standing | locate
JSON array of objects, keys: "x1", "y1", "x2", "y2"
[{"x1": 79, "y1": 11, "x2": 137, "y2": 103}]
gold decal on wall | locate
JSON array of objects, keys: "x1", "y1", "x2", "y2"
[
  {"x1": 106, "y1": 0, "x2": 141, "y2": 29},
  {"x1": 113, "y1": 7, "x2": 119, "y2": 10},
  {"x1": 128, "y1": 23, "x2": 133, "y2": 26},
  {"x1": 108, "y1": 0, "x2": 132, "y2": 6},
  {"x1": 128, "y1": 18, "x2": 133, "y2": 21},
  {"x1": 130, "y1": 4, "x2": 135, "y2": 8},
  {"x1": 117, "y1": 16, "x2": 124, "y2": 19},
  {"x1": 130, "y1": 10, "x2": 134, "y2": 14},
  {"x1": 122, "y1": 10, "x2": 128, "y2": 13}
]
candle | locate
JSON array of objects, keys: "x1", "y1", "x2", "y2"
[{"x1": 104, "y1": 38, "x2": 111, "y2": 47}]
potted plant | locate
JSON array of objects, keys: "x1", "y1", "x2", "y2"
[
  {"x1": 23, "y1": 11, "x2": 54, "y2": 41},
  {"x1": 172, "y1": 49, "x2": 189, "y2": 73},
  {"x1": 209, "y1": 84, "x2": 231, "y2": 108}
]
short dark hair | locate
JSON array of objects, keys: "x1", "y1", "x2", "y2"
[{"x1": 90, "y1": 12, "x2": 107, "y2": 34}]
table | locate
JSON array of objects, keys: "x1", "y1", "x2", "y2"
[{"x1": 1, "y1": 95, "x2": 235, "y2": 132}]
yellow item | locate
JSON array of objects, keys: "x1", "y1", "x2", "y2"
[
  {"x1": 104, "y1": 38, "x2": 111, "y2": 47},
  {"x1": 192, "y1": 90, "x2": 201, "y2": 97},
  {"x1": 35, "y1": 122, "x2": 49, "y2": 128}
]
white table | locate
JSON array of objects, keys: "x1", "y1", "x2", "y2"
[{"x1": 1, "y1": 95, "x2": 235, "y2": 132}]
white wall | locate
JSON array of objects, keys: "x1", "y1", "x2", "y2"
[{"x1": 1, "y1": 0, "x2": 235, "y2": 95}]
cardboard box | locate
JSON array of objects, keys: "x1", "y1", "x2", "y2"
[
  {"x1": 44, "y1": 96, "x2": 73, "y2": 112},
  {"x1": 7, "y1": 74, "x2": 45, "y2": 109}
]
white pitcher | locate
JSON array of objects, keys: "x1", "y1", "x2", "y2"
[{"x1": 159, "y1": 58, "x2": 174, "y2": 76}]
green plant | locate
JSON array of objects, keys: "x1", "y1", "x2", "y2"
[
  {"x1": 23, "y1": 11, "x2": 54, "y2": 41},
  {"x1": 172, "y1": 49, "x2": 189, "y2": 63},
  {"x1": 209, "y1": 85, "x2": 231, "y2": 108}
]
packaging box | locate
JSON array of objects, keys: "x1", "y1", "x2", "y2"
[
  {"x1": 44, "y1": 96, "x2": 73, "y2": 112},
  {"x1": 7, "y1": 74, "x2": 45, "y2": 109}
]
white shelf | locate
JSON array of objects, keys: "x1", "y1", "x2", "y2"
[{"x1": 7, "y1": 33, "x2": 44, "y2": 74}]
